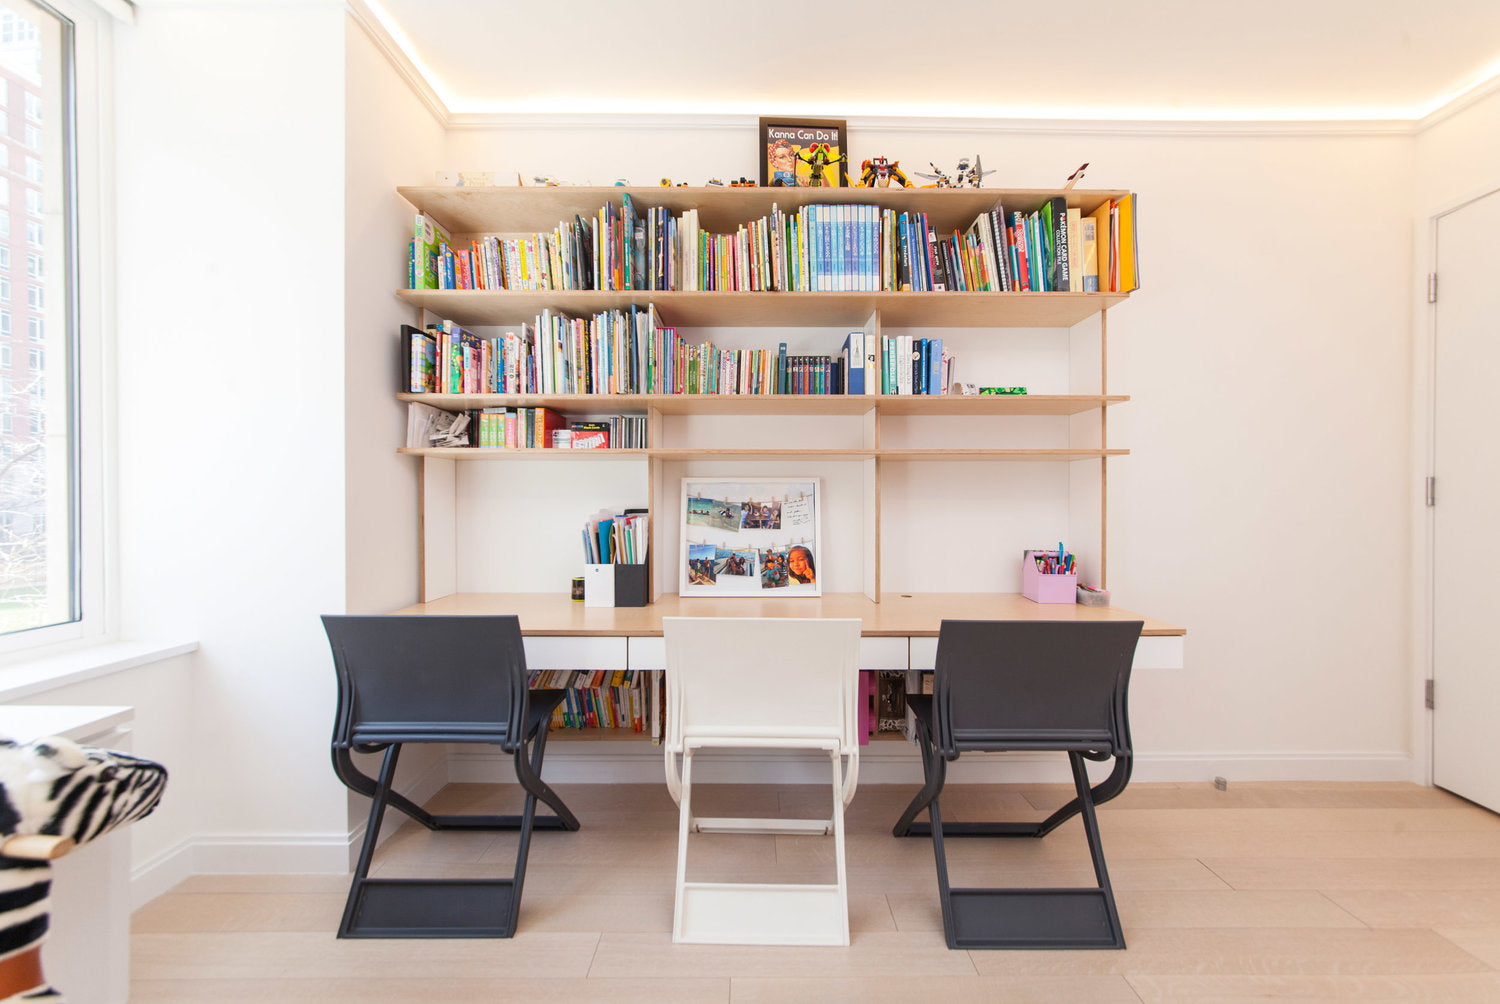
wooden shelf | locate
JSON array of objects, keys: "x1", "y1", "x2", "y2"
[
  {"x1": 401, "y1": 446, "x2": 1126, "y2": 462},
  {"x1": 400, "y1": 185, "x2": 1130, "y2": 238},
  {"x1": 397, "y1": 392, "x2": 1127, "y2": 417},
  {"x1": 400, "y1": 447, "x2": 650, "y2": 459},
  {"x1": 398, "y1": 288, "x2": 1128, "y2": 329}
]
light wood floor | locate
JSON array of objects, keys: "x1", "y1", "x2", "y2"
[{"x1": 130, "y1": 780, "x2": 1500, "y2": 1002}]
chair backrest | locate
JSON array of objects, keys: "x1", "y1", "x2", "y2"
[
  {"x1": 933, "y1": 619, "x2": 1142, "y2": 755},
  {"x1": 322, "y1": 615, "x2": 528, "y2": 749},
  {"x1": 662, "y1": 617, "x2": 862, "y2": 748}
]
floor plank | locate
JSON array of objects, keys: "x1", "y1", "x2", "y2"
[{"x1": 128, "y1": 782, "x2": 1500, "y2": 1000}]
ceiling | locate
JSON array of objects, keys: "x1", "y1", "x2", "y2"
[{"x1": 366, "y1": 0, "x2": 1500, "y2": 122}]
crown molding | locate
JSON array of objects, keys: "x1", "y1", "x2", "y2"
[
  {"x1": 1416, "y1": 72, "x2": 1500, "y2": 133},
  {"x1": 345, "y1": 0, "x2": 448, "y2": 128},
  {"x1": 440, "y1": 109, "x2": 1416, "y2": 138}
]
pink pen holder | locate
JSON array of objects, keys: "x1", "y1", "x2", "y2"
[{"x1": 1022, "y1": 549, "x2": 1077, "y2": 604}]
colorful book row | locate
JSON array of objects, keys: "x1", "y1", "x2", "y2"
[{"x1": 407, "y1": 192, "x2": 1139, "y2": 295}]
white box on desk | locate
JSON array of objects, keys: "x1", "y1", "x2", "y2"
[{"x1": 583, "y1": 564, "x2": 615, "y2": 607}]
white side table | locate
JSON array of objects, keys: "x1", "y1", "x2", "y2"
[{"x1": 0, "y1": 705, "x2": 135, "y2": 1004}]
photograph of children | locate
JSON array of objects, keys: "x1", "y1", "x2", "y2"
[
  {"x1": 787, "y1": 544, "x2": 817, "y2": 585},
  {"x1": 686, "y1": 496, "x2": 742, "y2": 533},
  {"x1": 740, "y1": 500, "x2": 781, "y2": 530},
  {"x1": 680, "y1": 477, "x2": 822, "y2": 597},
  {"x1": 687, "y1": 543, "x2": 718, "y2": 586},
  {"x1": 717, "y1": 546, "x2": 756, "y2": 577},
  {"x1": 760, "y1": 547, "x2": 790, "y2": 589}
]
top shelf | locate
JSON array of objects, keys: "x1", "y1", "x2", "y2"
[{"x1": 399, "y1": 185, "x2": 1131, "y2": 239}]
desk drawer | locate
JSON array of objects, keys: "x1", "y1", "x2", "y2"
[
  {"x1": 524, "y1": 637, "x2": 627, "y2": 671},
  {"x1": 627, "y1": 636, "x2": 666, "y2": 671},
  {"x1": 858, "y1": 637, "x2": 908, "y2": 670}
]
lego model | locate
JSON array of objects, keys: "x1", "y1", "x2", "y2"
[
  {"x1": 857, "y1": 156, "x2": 911, "y2": 188},
  {"x1": 794, "y1": 143, "x2": 848, "y2": 187},
  {"x1": 915, "y1": 155, "x2": 994, "y2": 189}
]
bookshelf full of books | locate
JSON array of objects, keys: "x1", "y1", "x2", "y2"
[{"x1": 393, "y1": 182, "x2": 1150, "y2": 740}]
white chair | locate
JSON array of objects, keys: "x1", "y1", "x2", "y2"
[{"x1": 662, "y1": 616, "x2": 862, "y2": 946}]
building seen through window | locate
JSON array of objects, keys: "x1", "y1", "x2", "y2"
[{"x1": 0, "y1": 1, "x2": 74, "y2": 638}]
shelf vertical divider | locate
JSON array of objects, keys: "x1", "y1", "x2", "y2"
[
  {"x1": 648, "y1": 404, "x2": 664, "y2": 601},
  {"x1": 1100, "y1": 307, "x2": 1109, "y2": 589},
  {"x1": 419, "y1": 455, "x2": 458, "y2": 603},
  {"x1": 864, "y1": 308, "x2": 881, "y2": 602}
]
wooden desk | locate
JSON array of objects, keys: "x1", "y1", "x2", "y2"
[
  {"x1": 394, "y1": 592, "x2": 1184, "y2": 637},
  {"x1": 393, "y1": 592, "x2": 1185, "y2": 672}
]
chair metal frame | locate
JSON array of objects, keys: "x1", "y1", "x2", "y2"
[
  {"x1": 893, "y1": 619, "x2": 1143, "y2": 950},
  {"x1": 323, "y1": 614, "x2": 580, "y2": 939},
  {"x1": 662, "y1": 616, "x2": 862, "y2": 946}
]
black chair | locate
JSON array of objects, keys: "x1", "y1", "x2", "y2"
[
  {"x1": 893, "y1": 619, "x2": 1143, "y2": 950},
  {"x1": 322, "y1": 614, "x2": 579, "y2": 938}
]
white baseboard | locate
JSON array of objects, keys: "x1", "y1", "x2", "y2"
[{"x1": 129, "y1": 752, "x2": 452, "y2": 905}]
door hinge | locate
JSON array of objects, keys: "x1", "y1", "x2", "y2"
[
  {"x1": 1427, "y1": 273, "x2": 1438, "y2": 304},
  {"x1": 1425, "y1": 679, "x2": 1435, "y2": 710},
  {"x1": 1426, "y1": 476, "x2": 1436, "y2": 507}
]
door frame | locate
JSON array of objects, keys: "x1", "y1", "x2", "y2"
[{"x1": 1421, "y1": 183, "x2": 1500, "y2": 787}]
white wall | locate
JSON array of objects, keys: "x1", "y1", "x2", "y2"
[
  {"x1": 112, "y1": 0, "x2": 351, "y2": 873},
  {"x1": 447, "y1": 121, "x2": 1418, "y2": 779},
  {"x1": 89, "y1": 22, "x2": 1500, "y2": 896}
]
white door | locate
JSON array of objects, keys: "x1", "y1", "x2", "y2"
[{"x1": 1432, "y1": 188, "x2": 1500, "y2": 811}]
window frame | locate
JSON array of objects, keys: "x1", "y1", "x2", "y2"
[{"x1": 0, "y1": 0, "x2": 108, "y2": 655}]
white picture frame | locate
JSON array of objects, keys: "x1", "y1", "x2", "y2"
[{"x1": 680, "y1": 477, "x2": 822, "y2": 597}]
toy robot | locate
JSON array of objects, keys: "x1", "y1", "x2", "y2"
[
  {"x1": 914, "y1": 162, "x2": 954, "y2": 188},
  {"x1": 915, "y1": 155, "x2": 995, "y2": 189},
  {"x1": 857, "y1": 156, "x2": 911, "y2": 188},
  {"x1": 956, "y1": 155, "x2": 995, "y2": 188},
  {"x1": 796, "y1": 143, "x2": 848, "y2": 187}
]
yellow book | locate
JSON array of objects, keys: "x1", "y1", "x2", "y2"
[
  {"x1": 1079, "y1": 215, "x2": 1099, "y2": 292},
  {"x1": 1115, "y1": 193, "x2": 1139, "y2": 292},
  {"x1": 1067, "y1": 208, "x2": 1083, "y2": 292},
  {"x1": 1089, "y1": 201, "x2": 1113, "y2": 292}
]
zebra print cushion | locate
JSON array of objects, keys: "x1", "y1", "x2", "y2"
[{"x1": 0, "y1": 737, "x2": 166, "y2": 1002}]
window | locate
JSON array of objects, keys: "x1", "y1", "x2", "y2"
[
  {"x1": 0, "y1": 146, "x2": 8, "y2": 170},
  {"x1": 0, "y1": 277, "x2": 9, "y2": 302},
  {"x1": 25, "y1": 284, "x2": 37, "y2": 309},
  {"x1": 0, "y1": 248, "x2": 10, "y2": 270},
  {"x1": 0, "y1": 413, "x2": 9, "y2": 435},
  {"x1": 0, "y1": 1, "x2": 76, "y2": 642},
  {"x1": 0, "y1": 177, "x2": 8, "y2": 206},
  {"x1": 0, "y1": 344, "x2": 8, "y2": 368},
  {"x1": 0, "y1": 210, "x2": 8, "y2": 238}
]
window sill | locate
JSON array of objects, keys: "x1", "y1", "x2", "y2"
[{"x1": 0, "y1": 639, "x2": 199, "y2": 702}]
